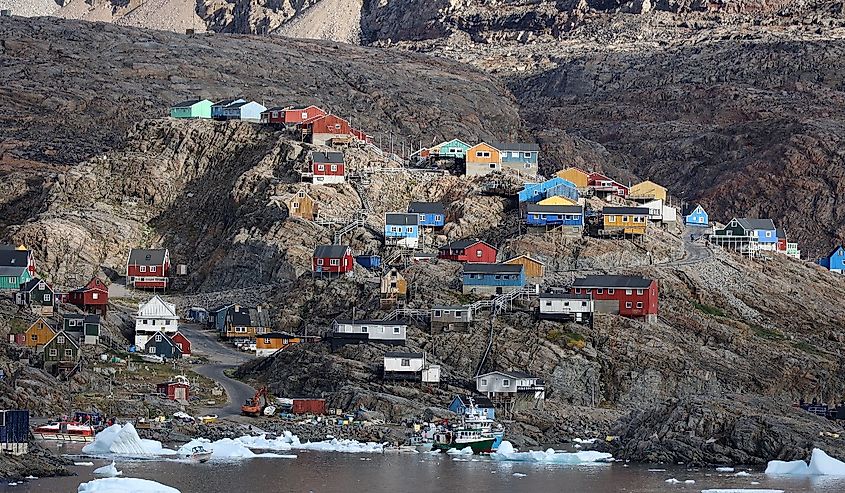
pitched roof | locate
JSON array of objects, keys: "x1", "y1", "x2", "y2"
[
  {"x1": 737, "y1": 218, "x2": 776, "y2": 231},
  {"x1": 407, "y1": 202, "x2": 446, "y2": 215},
  {"x1": 0, "y1": 248, "x2": 29, "y2": 268},
  {"x1": 229, "y1": 306, "x2": 271, "y2": 328},
  {"x1": 20, "y1": 277, "x2": 51, "y2": 292},
  {"x1": 453, "y1": 394, "x2": 495, "y2": 408},
  {"x1": 171, "y1": 99, "x2": 203, "y2": 108},
  {"x1": 432, "y1": 305, "x2": 468, "y2": 310},
  {"x1": 489, "y1": 142, "x2": 540, "y2": 152},
  {"x1": 334, "y1": 319, "x2": 407, "y2": 326},
  {"x1": 571, "y1": 275, "x2": 653, "y2": 289},
  {"x1": 526, "y1": 204, "x2": 583, "y2": 214},
  {"x1": 477, "y1": 370, "x2": 539, "y2": 380},
  {"x1": 504, "y1": 255, "x2": 545, "y2": 266},
  {"x1": 439, "y1": 238, "x2": 492, "y2": 251},
  {"x1": 312, "y1": 151, "x2": 344, "y2": 164},
  {"x1": 313, "y1": 244, "x2": 350, "y2": 258},
  {"x1": 144, "y1": 331, "x2": 178, "y2": 349},
  {"x1": 62, "y1": 313, "x2": 85, "y2": 321},
  {"x1": 262, "y1": 106, "x2": 289, "y2": 112},
  {"x1": 386, "y1": 213, "x2": 418, "y2": 226},
  {"x1": 384, "y1": 351, "x2": 423, "y2": 359},
  {"x1": 46, "y1": 330, "x2": 80, "y2": 349},
  {"x1": 137, "y1": 295, "x2": 177, "y2": 318},
  {"x1": 84, "y1": 315, "x2": 100, "y2": 324},
  {"x1": 603, "y1": 207, "x2": 650, "y2": 215},
  {"x1": 225, "y1": 101, "x2": 250, "y2": 109},
  {"x1": 0, "y1": 266, "x2": 27, "y2": 277},
  {"x1": 539, "y1": 292, "x2": 592, "y2": 300},
  {"x1": 463, "y1": 263, "x2": 523, "y2": 275},
  {"x1": 776, "y1": 228, "x2": 786, "y2": 239},
  {"x1": 128, "y1": 248, "x2": 168, "y2": 266},
  {"x1": 212, "y1": 98, "x2": 244, "y2": 107},
  {"x1": 260, "y1": 331, "x2": 299, "y2": 339}
]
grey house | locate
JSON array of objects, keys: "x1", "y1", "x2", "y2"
[{"x1": 430, "y1": 305, "x2": 472, "y2": 332}]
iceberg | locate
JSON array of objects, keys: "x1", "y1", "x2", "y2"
[
  {"x1": 177, "y1": 438, "x2": 294, "y2": 460},
  {"x1": 490, "y1": 441, "x2": 613, "y2": 464},
  {"x1": 446, "y1": 447, "x2": 473, "y2": 456},
  {"x1": 233, "y1": 431, "x2": 383, "y2": 453},
  {"x1": 78, "y1": 478, "x2": 181, "y2": 493},
  {"x1": 765, "y1": 448, "x2": 845, "y2": 476},
  {"x1": 93, "y1": 462, "x2": 122, "y2": 478},
  {"x1": 82, "y1": 424, "x2": 177, "y2": 457}
]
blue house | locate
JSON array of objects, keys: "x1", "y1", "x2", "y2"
[
  {"x1": 492, "y1": 142, "x2": 540, "y2": 177},
  {"x1": 525, "y1": 204, "x2": 584, "y2": 229},
  {"x1": 818, "y1": 246, "x2": 845, "y2": 273},
  {"x1": 143, "y1": 331, "x2": 183, "y2": 360},
  {"x1": 408, "y1": 202, "x2": 446, "y2": 228},
  {"x1": 449, "y1": 395, "x2": 495, "y2": 420},
  {"x1": 518, "y1": 177, "x2": 578, "y2": 204},
  {"x1": 211, "y1": 98, "x2": 245, "y2": 120},
  {"x1": 684, "y1": 204, "x2": 709, "y2": 226},
  {"x1": 462, "y1": 263, "x2": 525, "y2": 296},
  {"x1": 384, "y1": 213, "x2": 420, "y2": 248},
  {"x1": 207, "y1": 304, "x2": 233, "y2": 333},
  {"x1": 741, "y1": 218, "x2": 778, "y2": 251}
]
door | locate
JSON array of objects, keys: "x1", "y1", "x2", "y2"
[{"x1": 174, "y1": 387, "x2": 186, "y2": 400}]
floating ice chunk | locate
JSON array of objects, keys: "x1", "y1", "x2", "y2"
[
  {"x1": 765, "y1": 458, "x2": 809, "y2": 475},
  {"x1": 665, "y1": 478, "x2": 681, "y2": 484},
  {"x1": 177, "y1": 438, "x2": 291, "y2": 460},
  {"x1": 716, "y1": 467, "x2": 735, "y2": 472},
  {"x1": 648, "y1": 469, "x2": 667, "y2": 472},
  {"x1": 766, "y1": 448, "x2": 845, "y2": 476},
  {"x1": 74, "y1": 462, "x2": 94, "y2": 466},
  {"x1": 446, "y1": 447, "x2": 473, "y2": 456},
  {"x1": 491, "y1": 441, "x2": 612, "y2": 464},
  {"x1": 572, "y1": 438, "x2": 597, "y2": 444},
  {"x1": 513, "y1": 473, "x2": 526, "y2": 477},
  {"x1": 82, "y1": 424, "x2": 176, "y2": 457},
  {"x1": 684, "y1": 479, "x2": 695, "y2": 484},
  {"x1": 78, "y1": 477, "x2": 181, "y2": 493},
  {"x1": 701, "y1": 490, "x2": 784, "y2": 493},
  {"x1": 93, "y1": 462, "x2": 122, "y2": 478},
  {"x1": 24, "y1": 476, "x2": 37, "y2": 480},
  {"x1": 734, "y1": 471, "x2": 751, "y2": 477}
]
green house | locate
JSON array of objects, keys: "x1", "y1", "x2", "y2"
[
  {"x1": 169, "y1": 99, "x2": 213, "y2": 119},
  {"x1": 43, "y1": 330, "x2": 80, "y2": 365},
  {"x1": 0, "y1": 246, "x2": 34, "y2": 291},
  {"x1": 437, "y1": 139, "x2": 471, "y2": 159}
]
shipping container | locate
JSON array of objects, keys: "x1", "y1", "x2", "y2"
[
  {"x1": 0, "y1": 410, "x2": 29, "y2": 444},
  {"x1": 355, "y1": 255, "x2": 381, "y2": 270},
  {"x1": 292, "y1": 399, "x2": 326, "y2": 415}
]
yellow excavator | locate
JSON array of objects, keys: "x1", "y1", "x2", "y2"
[{"x1": 241, "y1": 387, "x2": 269, "y2": 417}]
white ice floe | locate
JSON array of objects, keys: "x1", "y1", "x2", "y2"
[
  {"x1": 78, "y1": 477, "x2": 181, "y2": 493},
  {"x1": 648, "y1": 469, "x2": 667, "y2": 472},
  {"x1": 490, "y1": 441, "x2": 613, "y2": 464},
  {"x1": 231, "y1": 431, "x2": 383, "y2": 454},
  {"x1": 716, "y1": 467, "x2": 735, "y2": 472},
  {"x1": 446, "y1": 447, "x2": 474, "y2": 456},
  {"x1": 512, "y1": 473, "x2": 526, "y2": 477},
  {"x1": 665, "y1": 478, "x2": 681, "y2": 484},
  {"x1": 24, "y1": 476, "x2": 37, "y2": 480},
  {"x1": 93, "y1": 462, "x2": 122, "y2": 478},
  {"x1": 82, "y1": 424, "x2": 176, "y2": 457},
  {"x1": 74, "y1": 462, "x2": 95, "y2": 466},
  {"x1": 178, "y1": 438, "x2": 295, "y2": 460},
  {"x1": 734, "y1": 471, "x2": 751, "y2": 477},
  {"x1": 765, "y1": 448, "x2": 845, "y2": 476},
  {"x1": 701, "y1": 490, "x2": 784, "y2": 493},
  {"x1": 572, "y1": 438, "x2": 597, "y2": 444},
  {"x1": 684, "y1": 479, "x2": 695, "y2": 484}
]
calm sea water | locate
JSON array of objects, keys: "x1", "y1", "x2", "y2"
[{"x1": 5, "y1": 447, "x2": 845, "y2": 492}]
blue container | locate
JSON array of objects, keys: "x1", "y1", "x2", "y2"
[
  {"x1": 355, "y1": 255, "x2": 381, "y2": 270},
  {"x1": 0, "y1": 410, "x2": 29, "y2": 444}
]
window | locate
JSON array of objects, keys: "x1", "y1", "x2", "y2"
[
  {"x1": 330, "y1": 164, "x2": 337, "y2": 172},
  {"x1": 581, "y1": 301, "x2": 587, "y2": 307},
  {"x1": 148, "y1": 347, "x2": 156, "y2": 354},
  {"x1": 92, "y1": 292, "x2": 99, "y2": 300},
  {"x1": 435, "y1": 215, "x2": 442, "y2": 221},
  {"x1": 585, "y1": 289, "x2": 592, "y2": 294},
  {"x1": 608, "y1": 216, "x2": 616, "y2": 223},
  {"x1": 625, "y1": 289, "x2": 633, "y2": 295},
  {"x1": 264, "y1": 338, "x2": 271, "y2": 344},
  {"x1": 433, "y1": 310, "x2": 442, "y2": 317},
  {"x1": 481, "y1": 379, "x2": 488, "y2": 386},
  {"x1": 330, "y1": 259, "x2": 339, "y2": 266},
  {"x1": 455, "y1": 311, "x2": 463, "y2": 317},
  {"x1": 44, "y1": 294, "x2": 51, "y2": 302},
  {"x1": 636, "y1": 302, "x2": 643, "y2": 308},
  {"x1": 608, "y1": 289, "x2": 615, "y2": 294},
  {"x1": 143, "y1": 319, "x2": 149, "y2": 325},
  {"x1": 476, "y1": 151, "x2": 490, "y2": 158},
  {"x1": 31, "y1": 334, "x2": 37, "y2": 341},
  {"x1": 545, "y1": 301, "x2": 552, "y2": 307},
  {"x1": 292, "y1": 202, "x2": 300, "y2": 210},
  {"x1": 699, "y1": 217, "x2": 705, "y2": 223},
  {"x1": 622, "y1": 216, "x2": 629, "y2": 222},
  {"x1": 155, "y1": 334, "x2": 162, "y2": 342},
  {"x1": 176, "y1": 343, "x2": 183, "y2": 351},
  {"x1": 317, "y1": 164, "x2": 325, "y2": 171},
  {"x1": 766, "y1": 231, "x2": 772, "y2": 237},
  {"x1": 361, "y1": 326, "x2": 368, "y2": 333},
  {"x1": 574, "y1": 288, "x2": 581, "y2": 294},
  {"x1": 393, "y1": 327, "x2": 400, "y2": 334},
  {"x1": 596, "y1": 289, "x2": 603, "y2": 294},
  {"x1": 523, "y1": 152, "x2": 531, "y2": 158},
  {"x1": 57, "y1": 336, "x2": 65, "y2": 344},
  {"x1": 334, "y1": 123, "x2": 341, "y2": 130},
  {"x1": 475, "y1": 250, "x2": 482, "y2": 258},
  {"x1": 140, "y1": 265, "x2": 146, "y2": 272},
  {"x1": 625, "y1": 302, "x2": 632, "y2": 308},
  {"x1": 65, "y1": 349, "x2": 73, "y2": 357},
  {"x1": 7, "y1": 277, "x2": 14, "y2": 284},
  {"x1": 301, "y1": 111, "x2": 308, "y2": 119},
  {"x1": 502, "y1": 379, "x2": 510, "y2": 387},
  {"x1": 150, "y1": 265, "x2": 156, "y2": 273},
  {"x1": 317, "y1": 259, "x2": 324, "y2": 265},
  {"x1": 406, "y1": 227, "x2": 413, "y2": 233},
  {"x1": 49, "y1": 349, "x2": 57, "y2": 357},
  {"x1": 524, "y1": 163, "x2": 531, "y2": 169},
  {"x1": 401, "y1": 359, "x2": 410, "y2": 367},
  {"x1": 636, "y1": 289, "x2": 643, "y2": 295},
  {"x1": 489, "y1": 163, "x2": 496, "y2": 169}
]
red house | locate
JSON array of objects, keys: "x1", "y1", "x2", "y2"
[
  {"x1": 313, "y1": 245, "x2": 354, "y2": 274},
  {"x1": 311, "y1": 151, "x2": 345, "y2": 184},
  {"x1": 67, "y1": 277, "x2": 109, "y2": 315},
  {"x1": 262, "y1": 105, "x2": 326, "y2": 126},
  {"x1": 301, "y1": 114, "x2": 351, "y2": 146},
  {"x1": 588, "y1": 172, "x2": 629, "y2": 198},
  {"x1": 438, "y1": 239, "x2": 498, "y2": 263},
  {"x1": 156, "y1": 381, "x2": 190, "y2": 401},
  {"x1": 126, "y1": 248, "x2": 171, "y2": 290},
  {"x1": 171, "y1": 331, "x2": 192, "y2": 356},
  {"x1": 570, "y1": 275, "x2": 657, "y2": 321},
  {"x1": 350, "y1": 128, "x2": 372, "y2": 143}
]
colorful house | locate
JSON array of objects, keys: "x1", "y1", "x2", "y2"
[
  {"x1": 134, "y1": 295, "x2": 179, "y2": 348},
  {"x1": 255, "y1": 332, "x2": 313, "y2": 357},
  {"x1": 380, "y1": 268, "x2": 408, "y2": 307},
  {"x1": 126, "y1": 248, "x2": 171, "y2": 290},
  {"x1": 555, "y1": 167, "x2": 590, "y2": 189},
  {"x1": 223, "y1": 305, "x2": 271, "y2": 339},
  {"x1": 222, "y1": 100, "x2": 267, "y2": 122},
  {"x1": 819, "y1": 246, "x2": 845, "y2": 273},
  {"x1": 43, "y1": 330, "x2": 80, "y2": 370},
  {"x1": 171, "y1": 331, "x2": 192, "y2": 355},
  {"x1": 266, "y1": 105, "x2": 326, "y2": 127},
  {"x1": 144, "y1": 331, "x2": 183, "y2": 360},
  {"x1": 287, "y1": 187, "x2": 318, "y2": 220},
  {"x1": 492, "y1": 142, "x2": 540, "y2": 178},
  {"x1": 82, "y1": 315, "x2": 100, "y2": 345},
  {"x1": 430, "y1": 305, "x2": 472, "y2": 332},
  {"x1": 629, "y1": 180, "x2": 667, "y2": 202},
  {"x1": 211, "y1": 98, "x2": 246, "y2": 120},
  {"x1": 570, "y1": 275, "x2": 658, "y2": 322},
  {"x1": 503, "y1": 255, "x2": 545, "y2": 279},
  {"x1": 310, "y1": 151, "x2": 345, "y2": 184},
  {"x1": 476, "y1": 371, "x2": 545, "y2": 410},
  {"x1": 62, "y1": 313, "x2": 85, "y2": 334},
  {"x1": 774, "y1": 230, "x2": 801, "y2": 259},
  {"x1": 525, "y1": 204, "x2": 584, "y2": 232},
  {"x1": 169, "y1": 99, "x2": 212, "y2": 119},
  {"x1": 465, "y1": 142, "x2": 502, "y2": 177},
  {"x1": 538, "y1": 292, "x2": 593, "y2": 324},
  {"x1": 449, "y1": 395, "x2": 496, "y2": 420},
  {"x1": 67, "y1": 277, "x2": 108, "y2": 315},
  {"x1": 313, "y1": 245, "x2": 354, "y2": 274},
  {"x1": 601, "y1": 207, "x2": 649, "y2": 235},
  {"x1": 0, "y1": 409, "x2": 30, "y2": 456},
  {"x1": 384, "y1": 213, "x2": 420, "y2": 248},
  {"x1": 588, "y1": 172, "x2": 629, "y2": 199},
  {"x1": 710, "y1": 218, "x2": 777, "y2": 253},
  {"x1": 156, "y1": 381, "x2": 190, "y2": 401},
  {"x1": 408, "y1": 202, "x2": 446, "y2": 228},
  {"x1": 538, "y1": 195, "x2": 578, "y2": 206},
  {"x1": 301, "y1": 114, "x2": 351, "y2": 146},
  {"x1": 23, "y1": 318, "x2": 56, "y2": 350},
  {"x1": 518, "y1": 177, "x2": 578, "y2": 204},
  {"x1": 462, "y1": 263, "x2": 525, "y2": 296},
  {"x1": 437, "y1": 139, "x2": 471, "y2": 159},
  {"x1": 438, "y1": 239, "x2": 498, "y2": 263},
  {"x1": 684, "y1": 204, "x2": 709, "y2": 226},
  {"x1": 16, "y1": 278, "x2": 54, "y2": 316},
  {"x1": 0, "y1": 245, "x2": 35, "y2": 291}
]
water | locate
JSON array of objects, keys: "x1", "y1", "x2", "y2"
[{"x1": 5, "y1": 448, "x2": 845, "y2": 493}]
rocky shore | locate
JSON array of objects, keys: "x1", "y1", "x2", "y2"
[{"x1": 0, "y1": 443, "x2": 69, "y2": 481}]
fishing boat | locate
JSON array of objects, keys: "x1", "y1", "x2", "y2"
[
  {"x1": 32, "y1": 421, "x2": 96, "y2": 442},
  {"x1": 432, "y1": 398, "x2": 505, "y2": 454},
  {"x1": 407, "y1": 434, "x2": 434, "y2": 452},
  {"x1": 188, "y1": 446, "x2": 212, "y2": 463}
]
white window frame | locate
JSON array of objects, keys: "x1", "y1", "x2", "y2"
[
  {"x1": 608, "y1": 289, "x2": 615, "y2": 294},
  {"x1": 64, "y1": 349, "x2": 73, "y2": 357},
  {"x1": 92, "y1": 292, "x2": 99, "y2": 300},
  {"x1": 49, "y1": 349, "x2": 57, "y2": 357},
  {"x1": 148, "y1": 347, "x2": 156, "y2": 354},
  {"x1": 317, "y1": 259, "x2": 324, "y2": 266},
  {"x1": 502, "y1": 379, "x2": 510, "y2": 387},
  {"x1": 140, "y1": 265, "x2": 147, "y2": 273},
  {"x1": 361, "y1": 326, "x2": 368, "y2": 333},
  {"x1": 401, "y1": 359, "x2": 410, "y2": 367},
  {"x1": 625, "y1": 302, "x2": 632, "y2": 308},
  {"x1": 393, "y1": 327, "x2": 400, "y2": 334},
  {"x1": 636, "y1": 302, "x2": 643, "y2": 308},
  {"x1": 150, "y1": 265, "x2": 157, "y2": 273},
  {"x1": 330, "y1": 259, "x2": 339, "y2": 266},
  {"x1": 57, "y1": 336, "x2": 65, "y2": 344}
]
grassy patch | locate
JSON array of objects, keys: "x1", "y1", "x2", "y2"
[
  {"x1": 9, "y1": 319, "x2": 28, "y2": 334},
  {"x1": 548, "y1": 329, "x2": 586, "y2": 349},
  {"x1": 749, "y1": 324, "x2": 786, "y2": 341},
  {"x1": 693, "y1": 302, "x2": 725, "y2": 317},
  {"x1": 793, "y1": 341, "x2": 821, "y2": 355}
]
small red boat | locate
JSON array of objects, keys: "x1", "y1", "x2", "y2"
[{"x1": 33, "y1": 421, "x2": 96, "y2": 442}]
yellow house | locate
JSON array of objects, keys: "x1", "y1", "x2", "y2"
[
  {"x1": 465, "y1": 142, "x2": 502, "y2": 177},
  {"x1": 25, "y1": 318, "x2": 57, "y2": 350},
  {"x1": 630, "y1": 180, "x2": 667, "y2": 202},
  {"x1": 538, "y1": 195, "x2": 578, "y2": 206},
  {"x1": 602, "y1": 206, "x2": 649, "y2": 235},
  {"x1": 503, "y1": 255, "x2": 545, "y2": 278},
  {"x1": 287, "y1": 188, "x2": 318, "y2": 220},
  {"x1": 556, "y1": 167, "x2": 590, "y2": 188}
]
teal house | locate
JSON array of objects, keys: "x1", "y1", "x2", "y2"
[
  {"x1": 0, "y1": 246, "x2": 34, "y2": 291},
  {"x1": 437, "y1": 139, "x2": 471, "y2": 159},
  {"x1": 169, "y1": 99, "x2": 213, "y2": 119}
]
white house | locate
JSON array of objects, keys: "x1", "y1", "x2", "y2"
[
  {"x1": 222, "y1": 101, "x2": 267, "y2": 122},
  {"x1": 332, "y1": 319, "x2": 407, "y2": 344},
  {"x1": 538, "y1": 292, "x2": 593, "y2": 323},
  {"x1": 476, "y1": 371, "x2": 545, "y2": 400},
  {"x1": 383, "y1": 351, "x2": 441, "y2": 383},
  {"x1": 642, "y1": 199, "x2": 677, "y2": 224},
  {"x1": 134, "y1": 295, "x2": 179, "y2": 348}
]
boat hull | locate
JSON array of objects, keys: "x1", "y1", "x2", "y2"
[
  {"x1": 33, "y1": 432, "x2": 94, "y2": 443},
  {"x1": 433, "y1": 438, "x2": 496, "y2": 454}
]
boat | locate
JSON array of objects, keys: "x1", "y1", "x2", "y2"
[
  {"x1": 407, "y1": 434, "x2": 434, "y2": 452},
  {"x1": 432, "y1": 398, "x2": 505, "y2": 454},
  {"x1": 32, "y1": 421, "x2": 96, "y2": 442},
  {"x1": 188, "y1": 446, "x2": 212, "y2": 463}
]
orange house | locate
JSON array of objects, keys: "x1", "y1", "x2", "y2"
[
  {"x1": 556, "y1": 167, "x2": 590, "y2": 189},
  {"x1": 256, "y1": 332, "x2": 317, "y2": 357},
  {"x1": 25, "y1": 318, "x2": 57, "y2": 350},
  {"x1": 465, "y1": 143, "x2": 502, "y2": 177}
]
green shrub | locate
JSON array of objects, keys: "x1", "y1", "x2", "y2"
[{"x1": 693, "y1": 302, "x2": 725, "y2": 317}]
